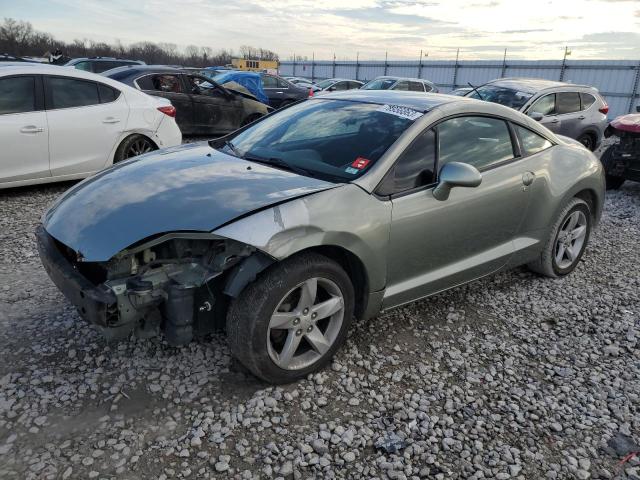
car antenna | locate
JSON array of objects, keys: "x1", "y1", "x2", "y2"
[{"x1": 467, "y1": 82, "x2": 484, "y2": 100}]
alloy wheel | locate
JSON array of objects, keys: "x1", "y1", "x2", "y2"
[
  {"x1": 267, "y1": 277, "x2": 345, "y2": 370},
  {"x1": 554, "y1": 210, "x2": 588, "y2": 269},
  {"x1": 126, "y1": 138, "x2": 154, "y2": 159}
]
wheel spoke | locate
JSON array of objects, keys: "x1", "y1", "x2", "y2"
[
  {"x1": 305, "y1": 326, "x2": 330, "y2": 355},
  {"x1": 571, "y1": 225, "x2": 586, "y2": 241},
  {"x1": 270, "y1": 311, "x2": 298, "y2": 329},
  {"x1": 278, "y1": 330, "x2": 302, "y2": 366},
  {"x1": 566, "y1": 244, "x2": 579, "y2": 262},
  {"x1": 555, "y1": 243, "x2": 566, "y2": 264},
  {"x1": 311, "y1": 296, "x2": 343, "y2": 320},
  {"x1": 297, "y1": 278, "x2": 317, "y2": 310},
  {"x1": 565, "y1": 212, "x2": 579, "y2": 232}
]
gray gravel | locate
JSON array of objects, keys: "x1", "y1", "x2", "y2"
[{"x1": 0, "y1": 160, "x2": 639, "y2": 479}]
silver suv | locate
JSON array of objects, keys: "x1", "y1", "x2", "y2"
[
  {"x1": 361, "y1": 76, "x2": 439, "y2": 94},
  {"x1": 466, "y1": 78, "x2": 609, "y2": 151}
]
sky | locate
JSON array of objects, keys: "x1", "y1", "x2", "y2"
[{"x1": 2, "y1": 0, "x2": 640, "y2": 60}]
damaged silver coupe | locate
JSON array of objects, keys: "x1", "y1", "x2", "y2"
[{"x1": 38, "y1": 90, "x2": 604, "y2": 383}]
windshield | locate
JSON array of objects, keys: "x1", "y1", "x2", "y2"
[
  {"x1": 361, "y1": 78, "x2": 396, "y2": 90},
  {"x1": 217, "y1": 99, "x2": 419, "y2": 183},
  {"x1": 466, "y1": 85, "x2": 533, "y2": 110},
  {"x1": 316, "y1": 79, "x2": 335, "y2": 89}
]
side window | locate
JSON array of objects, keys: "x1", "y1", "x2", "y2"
[
  {"x1": 408, "y1": 81, "x2": 425, "y2": 92},
  {"x1": 0, "y1": 76, "x2": 35, "y2": 114},
  {"x1": 580, "y1": 92, "x2": 596, "y2": 110},
  {"x1": 138, "y1": 75, "x2": 183, "y2": 93},
  {"x1": 423, "y1": 82, "x2": 434, "y2": 92},
  {"x1": 262, "y1": 75, "x2": 278, "y2": 88},
  {"x1": 389, "y1": 129, "x2": 436, "y2": 193},
  {"x1": 556, "y1": 92, "x2": 581, "y2": 115},
  {"x1": 515, "y1": 125, "x2": 553, "y2": 156},
  {"x1": 393, "y1": 81, "x2": 409, "y2": 91},
  {"x1": 333, "y1": 81, "x2": 349, "y2": 91},
  {"x1": 276, "y1": 77, "x2": 290, "y2": 88},
  {"x1": 438, "y1": 116, "x2": 514, "y2": 170},
  {"x1": 49, "y1": 77, "x2": 100, "y2": 109},
  {"x1": 73, "y1": 61, "x2": 93, "y2": 72},
  {"x1": 348, "y1": 82, "x2": 361, "y2": 89},
  {"x1": 529, "y1": 94, "x2": 555, "y2": 116},
  {"x1": 97, "y1": 83, "x2": 120, "y2": 103}
]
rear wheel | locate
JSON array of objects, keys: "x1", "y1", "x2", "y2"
[
  {"x1": 226, "y1": 253, "x2": 354, "y2": 384},
  {"x1": 114, "y1": 135, "x2": 157, "y2": 163},
  {"x1": 528, "y1": 198, "x2": 592, "y2": 278},
  {"x1": 600, "y1": 145, "x2": 625, "y2": 190},
  {"x1": 577, "y1": 133, "x2": 595, "y2": 151}
]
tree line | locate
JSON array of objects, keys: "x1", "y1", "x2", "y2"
[{"x1": 0, "y1": 18, "x2": 279, "y2": 67}]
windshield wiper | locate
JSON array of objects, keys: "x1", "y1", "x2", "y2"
[
  {"x1": 244, "y1": 153, "x2": 317, "y2": 178},
  {"x1": 467, "y1": 82, "x2": 484, "y2": 101}
]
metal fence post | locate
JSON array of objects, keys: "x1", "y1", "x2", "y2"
[
  {"x1": 559, "y1": 46, "x2": 568, "y2": 82},
  {"x1": 452, "y1": 49, "x2": 460, "y2": 89},
  {"x1": 501, "y1": 48, "x2": 507, "y2": 78},
  {"x1": 332, "y1": 53, "x2": 336, "y2": 78},
  {"x1": 418, "y1": 50, "x2": 423, "y2": 79},
  {"x1": 292, "y1": 54, "x2": 296, "y2": 77},
  {"x1": 311, "y1": 52, "x2": 315, "y2": 82},
  {"x1": 355, "y1": 52, "x2": 360, "y2": 81},
  {"x1": 384, "y1": 51, "x2": 388, "y2": 76},
  {"x1": 629, "y1": 61, "x2": 640, "y2": 113}
]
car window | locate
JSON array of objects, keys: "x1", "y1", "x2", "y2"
[
  {"x1": 393, "y1": 81, "x2": 409, "y2": 91},
  {"x1": 515, "y1": 125, "x2": 553, "y2": 156},
  {"x1": 137, "y1": 74, "x2": 184, "y2": 93},
  {"x1": 580, "y1": 92, "x2": 596, "y2": 110},
  {"x1": 361, "y1": 78, "x2": 396, "y2": 90},
  {"x1": 556, "y1": 92, "x2": 581, "y2": 115},
  {"x1": 262, "y1": 75, "x2": 278, "y2": 88},
  {"x1": 438, "y1": 116, "x2": 514, "y2": 170},
  {"x1": 467, "y1": 85, "x2": 534, "y2": 110},
  {"x1": 276, "y1": 77, "x2": 289, "y2": 88},
  {"x1": 94, "y1": 61, "x2": 126, "y2": 73},
  {"x1": 390, "y1": 128, "x2": 436, "y2": 193},
  {"x1": 73, "y1": 61, "x2": 93, "y2": 72},
  {"x1": 97, "y1": 83, "x2": 120, "y2": 103},
  {"x1": 348, "y1": 82, "x2": 361, "y2": 89},
  {"x1": 225, "y1": 99, "x2": 418, "y2": 183},
  {"x1": 529, "y1": 94, "x2": 555, "y2": 116},
  {"x1": 423, "y1": 82, "x2": 434, "y2": 92},
  {"x1": 408, "y1": 81, "x2": 425, "y2": 92},
  {"x1": 0, "y1": 76, "x2": 35, "y2": 114},
  {"x1": 49, "y1": 77, "x2": 100, "y2": 109},
  {"x1": 332, "y1": 81, "x2": 349, "y2": 91}
]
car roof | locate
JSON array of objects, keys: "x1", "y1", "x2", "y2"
[
  {"x1": 66, "y1": 57, "x2": 142, "y2": 64},
  {"x1": 318, "y1": 90, "x2": 465, "y2": 112},
  {"x1": 371, "y1": 76, "x2": 433, "y2": 83},
  {"x1": 486, "y1": 77, "x2": 594, "y2": 93},
  {"x1": 102, "y1": 65, "x2": 182, "y2": 77}
]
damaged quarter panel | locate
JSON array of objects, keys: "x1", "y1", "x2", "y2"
[
  {"x1": 213, "y1": 184, "x2": 392, "y2": 294},
  {"x1": 42, "y1": 142, "x2": 337, "y2": 262}
]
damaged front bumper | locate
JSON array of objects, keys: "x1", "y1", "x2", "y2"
[{"x1": 36, "y1": 225, "x2": 272, "y2": 344}]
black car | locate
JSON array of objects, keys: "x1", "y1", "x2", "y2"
[
  {"x1": 103, "y1": 66, "x2": 270, "y2": 136},
  {"x1": 260, "y1": 73, "x2": 310, "y2": 108},
  {"x1": 65, "y1": 57, "x2": 145, "y2": 74}
]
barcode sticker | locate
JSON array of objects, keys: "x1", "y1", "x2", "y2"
[{"x1": 377, "y1": 104, "x2": 424, "y2": 120}]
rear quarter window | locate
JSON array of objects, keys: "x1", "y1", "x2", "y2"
[{"x1": 580, "y1": 93, "x2": 596, "y2": 110}]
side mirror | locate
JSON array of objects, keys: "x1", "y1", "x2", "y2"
[
  {"x1": 432, "y1": 162, "x2": 482, "y2": 201},
  {"x1": 528, "y1": 111, "x2": 544, "y2": 121}
]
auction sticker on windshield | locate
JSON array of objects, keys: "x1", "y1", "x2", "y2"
[{"x1": 377, "y1": 104, "x2": 424, "y2": 121}]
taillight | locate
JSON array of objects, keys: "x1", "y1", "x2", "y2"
[
  {"x1": 599, "y1": 102, "x2": 609, "y2": 115},
  {"x1": 158, "y1": 105, "x2": 176, "y2": 117},
  {"x1": 308, "y1": 88, "x2": 314, "y2": 97}
]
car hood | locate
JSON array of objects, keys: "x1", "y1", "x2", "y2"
[{"x1": 43, "y1": 142, "x2": 337, "y2": 261}]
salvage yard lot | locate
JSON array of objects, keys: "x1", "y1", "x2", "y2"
[{"x1": 0, "y1": 146, "x2": 639, "y2": 479}]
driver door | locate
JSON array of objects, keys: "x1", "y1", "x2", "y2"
[
  {"x1": 384, "y1": 116, "x2": 532, "y2": 308},
  {"x1": 186, "y1": 75, "x2": 242, "y2": 135}
]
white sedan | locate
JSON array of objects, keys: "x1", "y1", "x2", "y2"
[{"x1": 0, "y1": 64, "x2": 182, "y2": 189}]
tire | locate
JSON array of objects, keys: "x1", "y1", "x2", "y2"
[
  {"x1": 114, "y1": 135, "x2": 157, "y2": 163},
  {"x1": 528, "y1": 198, "x2": 592, "y2": 278},
  {"x1": 600, "y1": 145, "x2": 625, "y2": 190},
  {"x1": 240, "y1": 113, "x2": 263, "y2": 127},
  {"x1": 226, "y1": 252, "x2": 354, "y2": 384},
  {"x1": 577, "y1": 133, "x2": 595, "y2": 151}
]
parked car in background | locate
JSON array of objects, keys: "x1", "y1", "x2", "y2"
[
  {"x1": 600, "y1": 106, "x2": 640, "y2": 189},
  {"x1": 214, "y1": 71, "x2": 309, "y2": 109},
  {"x1": 284, "y1": 76, "x2": 314, "y2": 85},
  {"x1": 361, "y1": 76, "x2": 438, "y2": 93},
  {"x1": 0, "y1": 64, "x2": 181, "y2": 189},
  {"x1": 465, "y1": 78, "x2": 609, "y2": 151},
  {"x1": 104, "y1": 65, "x2": 270, "y2": 135},
  {"x1": 65, "y1": 57, "x2": 145, "y2": 74},
  {"x1": 314, "y1": 78, "x2": 364, "y2": 95},
  {"x1": 37, "y1": 90, "x2": 604, "y2": 383}
]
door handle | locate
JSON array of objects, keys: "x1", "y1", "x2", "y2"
[
  {"x1": 522, "y1": 171, "x2": 535, "y2": 186},
  {"x1": 20, "y1": 125, "x2": 44, "y2": 133},
  {"x1": 578, "y1": 115, "x2": 586, "y2": 120},
  {"x1": 276, "y1": 91, "x2": 283, "y2": 94},
  {"x1": 102, "y1": 117, "x2": 120, "y2": 124}
]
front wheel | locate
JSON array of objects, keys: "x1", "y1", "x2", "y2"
[
  {"x1": 577, "y1": 133, "x2": 595, "y2": 151},
  {"x1": 528, "y1": 198, "x2": 592, "y2": 278},
  {"x1": 600, "y1": 145, "x2": 625, "y2": 190},
  {"x1": 226, "y1": 253, "x2": 354, "y2": 384}
]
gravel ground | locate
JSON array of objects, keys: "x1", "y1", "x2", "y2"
[{"x1": 0, "y1": 148, "x2": 639, "y2": 479}]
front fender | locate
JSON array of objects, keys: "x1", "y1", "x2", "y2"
[{"x1": 213, "y1": 185, "x2": 392, "y2": 293}]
